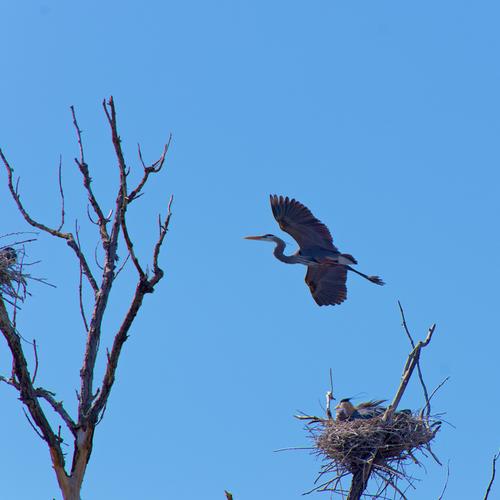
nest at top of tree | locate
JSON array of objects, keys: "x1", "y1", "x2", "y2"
[
  {"x1": 316, "y1": 411, "x2": 439, "y2": 469},
  {"x1": 301, "y1": 410, "x2": 441, "y2": 495},
  {"x1": 0, "y1": 246, "x2": 27, "y2": 302}
]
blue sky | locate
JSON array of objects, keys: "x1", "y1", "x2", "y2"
[{"x1": 1, "y1": 1, "x2": 499, "y2": 499}]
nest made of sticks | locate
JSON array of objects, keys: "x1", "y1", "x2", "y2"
[
  {"x1": 0, "y1": 246, "x2": 28, "y2": 303},
  {"x1": 302, "y1": 411, "x2": 440, "y2": 496},
  {"x1": 317, "y1": 412, "x2": 437, "y2": 466}
]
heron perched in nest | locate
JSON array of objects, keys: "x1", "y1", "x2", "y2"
[
  {"x1": 335, "y1": 398, "x2": 387, "y2": 421},
  {"x1": 245, "y1": 195, "x2": 384, "y2": 306},
  {"x1": 0, "y1": 247, "x2": 17, "y2": 267}
]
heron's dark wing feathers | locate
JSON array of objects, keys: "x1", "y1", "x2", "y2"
[
  {"x1": 270, "y1": 195, "x2": 337, "y2": 252},
  {"x1": 355, "y1": 400, "x2": 386, "y2": 419},
  {"x1": 305, "y1": 265, "x2": 347, "y2": 306},
  {"x1": 356, "y1": 400, "x2": 387, "y2": 410}
]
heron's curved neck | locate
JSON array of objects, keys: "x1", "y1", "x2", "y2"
[{"x1": 271, "y1": 237, "x2": 297, "y2": 264}]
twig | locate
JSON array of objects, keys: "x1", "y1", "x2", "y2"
[
  {"x1": 74, "y1": 225, "x2": 89, "y2": 332},
  {"x1": 421, "y1": 377, "x2": 450, "y2": 418},
  {"x1": 303, "y1": 473, "x2": 350, "y2": 495},
  {"x1": 130, "y1": 135, "x2": 172, "y2": 203},
  {"x1": 114, "y1": 252, "x2": 130, "y2": 278},
  {"x1": 373, "y1": 470, "x2": 408, "y2": 500},
  {"x1": 93, "y1": 241, "x2": 104, "y2": 271},
  {"x1": 31, "y1": 339, "x2": 39, "y2": 384},
  {"x1": 23, "y1": 408, "x2": 45, "y2": 440},
  {"x1": 437, "y1": 460, "x2": 450, "y2": 500},
  {"x1": 484, "y1": 452, "x2": 500, "y2": 500},
  {"x1": 56, "y1": 155, "x2": 65, "y2": 232},
  {"x1": 326, "y1": 368, "x2": 335, "y2": 419},
  {"x1": 152, "y1": 195, "x2": 174, "y2": 279},
  {"x1": 12, "y1": 248, "x2": 25, "y2": 327}
]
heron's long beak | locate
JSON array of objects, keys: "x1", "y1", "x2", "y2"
[{"x1": 244, "y1": 235, "x2": 264, "y2": 240}]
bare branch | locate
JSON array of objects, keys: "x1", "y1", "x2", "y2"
[
  {"x1": 129, "y1": 134, "x2": 172, "y2": 203},
  {"x1": 114, "y1": 252, "x2": 130, "y2": 278},
  {"x1": 421, "y1": 377, "x2": 450, "y2": 419},
  {"x1": 34, "y1": 387, "x2": 77, "y2": 433},
  {"x1": 152, "y1": 195, "x2": 174, "y2": 281},
  {"x1": 31, "y1": 339, "x2": 39, "y2": 384},
  {"x1": 70, "y1": 106, "x2": 110, "y2": 246},
  {"x1": 437, "y1": 461, "x2": 450, "y2": 500},
  {"x1": 484, "y1": 452, "x2": 500, "y2": 500},
  {"x1": 398, "y1": 301, "x2": 431, "y2": 418},
  {"x1": 383, "y1": 324, "x2": 436, "y2": 423},
  {"x1": 326, "y1": 368, "x2": 335, "y2": 419},
  {"x1": 0, "y1": 299, "x2": 66, "y2": 467},
  {"x1": 1, "y1": 364, "x2": 76, "y2": 434},
  {"x1": 120, "y1": 210, "x2": 145, "y2": 279},
  {"x1": 75, "y1": 224, "x2": 89, "y2": 332},
  {"x1": 93, "y1": 241, "x2": 104, "y2": 272},
  {"x1": 23, "y1": 408, "x2": 45, "y2": 440},
  {"x1": 1, "y1": 150, "x2": 99, "y2": 294},
  {"x1": 56, "y1": 156, "x2": 66, "y2": 232},
  {"x1": 1, "y1": 149, "x2": 65, "y2": 238}
]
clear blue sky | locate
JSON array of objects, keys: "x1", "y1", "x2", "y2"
[{"x1": 1, "y1": 1, "x2": 499, "y2": 499}]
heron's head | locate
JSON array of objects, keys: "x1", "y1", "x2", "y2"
[
  {"x1": 0, "y1": 247, "x2": 17, "y2": 265},
  {"x1": 244, "y1": 234, "x2": 276, "y2": 242},
  {"x1": 335, "y1": 398, "x2": 355, "y2": 420}
]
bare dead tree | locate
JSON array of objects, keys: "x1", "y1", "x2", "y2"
[{"x1": 0, "y1": 97, "x2": 172, "y2": 500}]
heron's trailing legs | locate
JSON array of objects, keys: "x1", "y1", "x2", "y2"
[{"x1": 346, "y1": 266, "x2": 385, "y2": 286}]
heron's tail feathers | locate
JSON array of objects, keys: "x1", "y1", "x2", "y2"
[{"x1": 368, "y1": 275, "x2": 385, "y2": 286}]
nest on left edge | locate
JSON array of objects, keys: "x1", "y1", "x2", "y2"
[{"x1": 0, "y1": 247, "x2": 27, "y2": 302}]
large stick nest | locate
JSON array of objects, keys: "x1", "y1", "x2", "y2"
[
  {"x1": 303, "y1": 411, "x2": 440, "y2": 496},
  {"x1": 317, "y1": 412, "x2": 436, "y2": 466},
  {"x1": 0, "y1": 246, "x2": 27, "y2": 302}
]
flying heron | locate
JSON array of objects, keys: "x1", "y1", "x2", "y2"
[{"x1": 245, "y1": 195, "x2": 384, "y2": 306}]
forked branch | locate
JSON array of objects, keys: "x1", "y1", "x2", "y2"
[{"x1": 0, "y1": 148, "x2": 99, "y2": 294}]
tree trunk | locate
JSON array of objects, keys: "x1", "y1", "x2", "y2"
[
  {"x1": 347, "y1": 467, "x2": 369, "y2": 500},
  {"x1": 52, "y1": 427, "x2": 94, "y2": 500}
]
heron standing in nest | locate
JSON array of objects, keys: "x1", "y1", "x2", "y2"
[{"x1": 245, "y1": 195, "x2": 384, "y2": 306}]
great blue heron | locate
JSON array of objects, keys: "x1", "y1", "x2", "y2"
[
  {"x1": 335, "y1": 398, "x2": 387, "y2": 421},
  {"x1": 245, "y1": 195, "x2": 384, "y2": 306},
  {"x1": 0, "y1": 247, "x2": 17, "y2": 266}
]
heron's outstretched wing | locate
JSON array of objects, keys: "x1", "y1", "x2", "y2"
[
  {"x1": 305, "y1": 265, "x2": 347, "y2": 306},
  {"x1": 270, "y1": 195, "x2": 337, "y2": 253}
]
